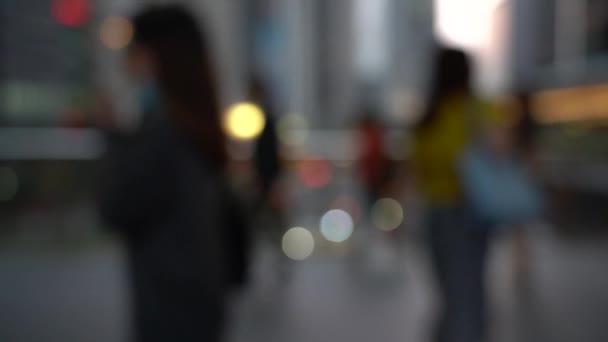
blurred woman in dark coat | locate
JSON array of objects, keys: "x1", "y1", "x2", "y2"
[{"x1": 100, "y1": 5, "x2": 241, "y2": 341}]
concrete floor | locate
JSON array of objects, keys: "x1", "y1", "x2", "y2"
[
  {"x1": 1, "y1": 223, "x2": 607, "y2": 342},
  {"x1": 1, "y1": 167, "x2": 607, "y2": 342}
]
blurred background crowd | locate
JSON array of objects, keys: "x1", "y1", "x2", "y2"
[{"x1": 1, "y1": 0, "x2": 608, "y2": 342}]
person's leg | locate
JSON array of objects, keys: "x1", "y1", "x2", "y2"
[
  {"x1": 428, "y1": 208, "x2": 491, "y2": 342},
  {"x1": 428, "y1": 207, "x2": 460, "y2": 342},
  {"x1": 453, "y1": 223, "x2": 490, "y2": 342},
  {"x1": 161, "y1": 284, "x2": 226, "y2": 342}
]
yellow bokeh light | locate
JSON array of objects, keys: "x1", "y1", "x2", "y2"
[
  {"x1": 282, "y1": 227, "x2": 315, "y2": 261},
  {"x1": 371, "y1": 198, "x2": 404, "y2": 231},
  {"x1": 223, "y1": 102, "x2": 266, "y2": 140},
  {"x1": 100, "y1": 16, "x2": 134, "y2": 50}
]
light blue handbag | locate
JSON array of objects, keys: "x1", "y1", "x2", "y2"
[
  {"x1": 459, "y1": 101, "x2": 543, "y2": 226},
  {"x1": 460, "y1": 147, "x2": 543, "y2": 225}
]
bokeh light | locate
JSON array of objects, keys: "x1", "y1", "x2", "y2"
[
  {"x1": 330, "y1": 196, "x2": 362, "y2": 224},
  {"x1": 298, "y1": 157, "x2": 333, "y2": 188},
  {"x1": 282, "y1": 227, "x2": 315, "y2": 260},
  {"x1": 100, "y1": 16, "x2": 134, "y2": 50},
  {"x1": 223, "y1": 102, "x2": 266, "y2": 141},
  {"x1": 320, "y1": 209, "x2": 354, "y2": 243},
  {"x1": 0, "y1": 167, "x2": 19, "y2": 202},
  {"x1": 435, "y1": 0, "x2": 504, "y2": 49},
  {"x1": 371, "y1": 198, "x2": 404, "y2": 231},
  {"x1": 277, "y1": 113, "x2": 309, "y2": 145},
  {"x1": 52, "y1": 0, "x2": 92, "y2": 27}
]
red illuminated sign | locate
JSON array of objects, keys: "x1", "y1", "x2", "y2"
[{"x1": 52, "y1": 0, "x2": 92, "y2": 28}]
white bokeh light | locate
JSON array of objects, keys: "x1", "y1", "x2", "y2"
[
  {"x1": 282, "y1": 227, "x2": 315, "y2": 260},
  {"x1": 320, "y1": 209, "x2": 354, "y2": 243}
]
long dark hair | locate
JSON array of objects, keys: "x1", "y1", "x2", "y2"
[
  {"x1": 418, "y1": 47, "x2": 472, "y2": 129},
  {"x1": 132, "y1": 5, "x2": 226, "y2": 167}
]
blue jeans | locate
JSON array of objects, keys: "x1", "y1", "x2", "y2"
[{"x1": 427, "y1": 206, "x2": 491, "y2": 342}]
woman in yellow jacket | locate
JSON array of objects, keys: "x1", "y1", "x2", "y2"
[{"x1": 412, "y1": 48, "x2": 502, "y2": 342}]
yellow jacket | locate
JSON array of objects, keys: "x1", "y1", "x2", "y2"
[{"x1": 412, "y1": 94, "x2": 502, "y2": 205}]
